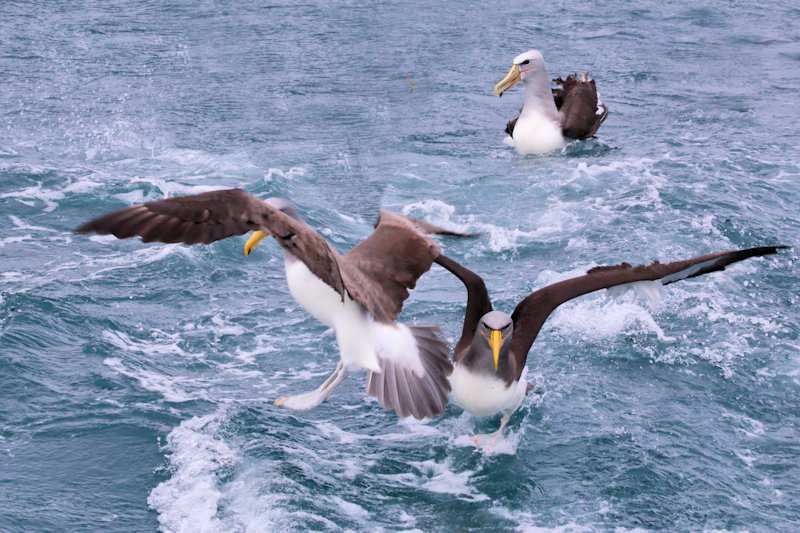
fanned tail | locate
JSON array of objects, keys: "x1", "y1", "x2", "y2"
[{"x1": 366, "y1": 325, "x2": 452, "y2": 420}]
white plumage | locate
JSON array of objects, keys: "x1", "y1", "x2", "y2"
[
  {"x1": 283, "y1": 253, "x2": 421, "y2": 375},
  {"x1": 449, "y1": 365, "x2": 528, "y2": 417},
  {"x1": 506, "y1": 109, "x2": 566, "y2": 155}
]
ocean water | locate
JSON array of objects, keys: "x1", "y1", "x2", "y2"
[{"x1": 1, "y1": 1, "x2": 799, "y2": 531}]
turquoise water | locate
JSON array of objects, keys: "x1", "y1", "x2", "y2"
[{"x1": 1, "y1": 1, "x2": 799, "y2": 531}]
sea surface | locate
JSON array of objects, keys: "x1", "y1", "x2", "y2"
[{"x1": 1, "y1": 1, "x2": 799, "y2": 531}]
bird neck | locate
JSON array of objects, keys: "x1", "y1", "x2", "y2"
[{"x1": 521, "y1": 68, "x2": 559, "y2": 122}]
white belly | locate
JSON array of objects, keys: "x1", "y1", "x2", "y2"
[
  {"x1": 511, "y1": 111, "x2": 566, "y2": 155},
  {"x1": 284, "y1": 257, "x2": 348, "y2": 328},
  {"x1": 284, "y1": 258, "x2": 382, "y2": 372},
  {"x1": 449, "y1": 364, "x2": 527, "y2": 417}
]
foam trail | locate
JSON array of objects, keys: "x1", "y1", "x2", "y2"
[{"x1": 148, "y1": 412, "x2": 241, "y2": 532}]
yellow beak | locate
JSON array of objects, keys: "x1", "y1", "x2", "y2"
[
  {"x1": 494, "y1": 64, "x2": 521, "y2": 97},
  {"x1": 244, "y1": 230, "x2": 269, "y2": 257},
  {"x1": 489, "y1": 329, "x2": 503, "y2": 370}
]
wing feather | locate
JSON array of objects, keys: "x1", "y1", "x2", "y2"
[
  {"x1": 553, "y1": 74, "x2": 608, "y2": 140},
  {"x1": 77, "y1": 188, "x2": 347, "y2": 299},
  {"x1": 434, "y1": 254, "x2": 493, "y2": 360},
  {"x1": 339, "y1": 210, "x2": 444, "y2": 322},
  {"x1": 508, "y1": 246, "x2": 786, "y2": 380}
]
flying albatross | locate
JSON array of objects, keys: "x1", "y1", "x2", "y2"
[
  {"x1": 435, "y1": 246, "x2": 786, "y2": 449},
  {"x1": 77, "y1": 188, "x2": 466, "y2": 420},
  {"x1": 494, "y1": 49, "x2": 608, "y2": 155}
]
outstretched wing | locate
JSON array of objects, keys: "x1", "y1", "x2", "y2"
[
  {"x1": 508, "y1": 246, "x2": 787, "y2": 379},
  {"x1": 76, "y1": 188, "x2": 266, "y2": 244},
  {"x1": 339, "y1": 210, "x2": 461, "y2": 323},
  {"x1": 553, "y1": 74, "x2": 608, "y2": 140},
  {"x1": 434, "y1": 254, "x2": 493, "y2": 360},
  {"x1": 76, "y1": 188, "x2": 346, "y2": 299}
]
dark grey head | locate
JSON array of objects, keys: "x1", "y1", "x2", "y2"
[{"x1": 472, "y1": 310, "x2": 514, "y2": 372}]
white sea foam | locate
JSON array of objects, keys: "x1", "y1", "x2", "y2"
[
  {"x1": 148, "y1": 411, "x2": 242, "y2": 532},
  {"x1": 401, "y1": 199, "x2": 548, "y2": 252},
  {"x1": 406, "y1": 458, "x2": 489, "y2": 502},
  {"x1": 210, "y1": 313, "x2": 247, "y2": 337},
  {"x1": 490, "y1": 500, "x2": 652, "y2": 532},
  {"x1": 1, "y1": 175, "x2": 106, "y2": 213},
  {"x1": 264, "y1": 166, "x2": 307, "y2": 182},
  {"x1": 401, "y1": 199, "x2": 459, "y2": 230},
  {"x1": 2, "y1": 271, "x2": 29, "y2": 283},
  {"x1": 734, "y1": 448, "x2": 758, "y2": 467},
  {"x1": 103, "y1": 329, "x2": 203, "y2": 359},
  {"x1": 0, "y1": 235, "x2": 31, "y2": 248},
  {"x1": 681, "y1": 300, "x2": 785, "y2": 335},
  {"x1": 155, "y1": 148, "x2": 259, "y2": 176},
  {"x1": 0, "y1": 182, "x2": 64, "y2": 212},
  {"x1": 451, "y1": 429, "x2": 521, "y2": 456},
  {"x1": 119, "y1": 177, "x2": 224, "y2": 201},
  {"x1": 327, "y1": 495, "x2": 369, "y2": 520},
  {"x1": 8, "y1": 215, "x2": 56, "y2": 233},
  {"x1": 571, "y1": 157, "x2": 663, "y2": 185},
  {"x1": 152, "y1": 412, "x2": 345, "y2": 533},
  {"x1": 58, "y1": 243, "x2": 194, "y2": 280},
  {"x1": 87, "y1": 234, "x2": 120, "y2": 243},
  {"x1": 721, "y1": 411, "x2": 766, "y2": 438},
  {"x1": 546, "y1": 290, "x2": 672, "y2": 342},
  {"x1": 103, "y1": 357, "x2": 195, "y2": 403}
]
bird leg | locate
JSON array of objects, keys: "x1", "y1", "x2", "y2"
[
  {"x1": 471, "y1": 414, "x2": 510, "y2": 452},
  {"x1": 274, "y1": 361, "x2": 348, "y2": 411}
]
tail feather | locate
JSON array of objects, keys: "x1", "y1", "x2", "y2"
[{"x1": 366, "y1": 325, "x2": 452, "y2": 419}]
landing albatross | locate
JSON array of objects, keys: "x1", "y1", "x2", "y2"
[
  {"x1": 436, "y1": 246, "x2": 786, "y2": 449},
  {"x1": 77, "y1": 188, "x2": 463, "y2": 419},
  {"x1": 494, "y1": 49, "x2": 608, "y2": 155}
]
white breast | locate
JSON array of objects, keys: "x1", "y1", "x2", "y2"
[
  {"x1": 449, "y1": 364, "x2": 525, "y2": 417},
  {"x1": 511, "y1": 111, "x2": 566, "y2": 155},
  {"x1": 284, "y1": 257, "x2": 380, "y2": 372},
  {"x1": 284, "y1": 256, "x2": 347, "y2": 328}
]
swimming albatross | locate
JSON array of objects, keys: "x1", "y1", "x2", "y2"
[
  {"x1": 77, "y1": 188, "x2": 464, "y2": 419},
  {"x1": 436, "y1": 246, "x2": 786, "y2": 449},
  {"x1": 494, "y1": 49, "x2": 608, "y2": 155}
]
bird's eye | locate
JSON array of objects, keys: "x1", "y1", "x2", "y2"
[
  {"x1": 521, "y1": 60, "x2": 530, "y2": 65},
  {"x1": 501, "y1": 324, "x2": 510, "y2": 330}
]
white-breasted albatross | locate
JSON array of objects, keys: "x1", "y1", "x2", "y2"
[
  {"x1": 494, "y1": 49, "x2": 608, "y2": 155},
  {"x1": 77, "y1": 188, "x2": 466, "y2": 419},
  {"x1": 435, "y1": 246, "x2": 786, "y2": 449}
]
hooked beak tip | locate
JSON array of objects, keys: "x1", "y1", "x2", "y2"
[{"x1": 244, "y1": 230, "x2": 269, "y2": 257}]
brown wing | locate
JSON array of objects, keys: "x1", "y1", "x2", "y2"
[
  {"x1": 504, "y1": 106, "x2": 523, "y2": 137},
  {"x1": 554, "y1": 74, "x2": 608, "y2": 140},
  {"x1": 434, "y1": 255, "x2": 493, "y2": 360},
  {"x1": 508, "y1": 246, "x2": 787, "y2": 380},
  {"x1": 76, "y1": 188, "x2": 266, "y2": 244},
  {"x1": 76, "y1": 188, "x2": 346, "y2": 299},
  {"x1": 338, "y1": 210, "x2": 445, "y2": 323}
]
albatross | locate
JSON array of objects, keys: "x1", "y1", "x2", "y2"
[
  {"x1": 494, "y1": 49, "x2": 608, "y2": 155},
  {"x1": 435, "y1": 246, "x2": 786, "y2": 449},
  {"x1": 77, "y1": 188, "x2": 464, "y2": 419}
]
